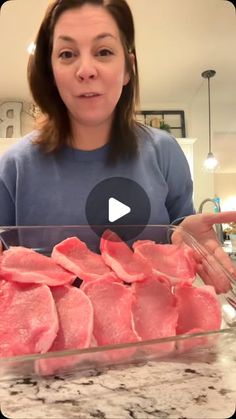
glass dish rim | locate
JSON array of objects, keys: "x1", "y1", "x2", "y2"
[{"x1": 0, "y1": 326, "x2": 235, "y2": 365}]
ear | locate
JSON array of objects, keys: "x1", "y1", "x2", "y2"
[{"x1": 123, "y1": 53, "x2": 135, "y2": 86}]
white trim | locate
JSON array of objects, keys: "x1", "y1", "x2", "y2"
[{"x1": 176, "y1": 138, "x2": 197, "y2": 180}]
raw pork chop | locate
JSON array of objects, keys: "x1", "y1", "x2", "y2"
[
  {"x1": 51, "y1": 237, "x2": 112, "y2": 282},
  {"x1": 131, "y1": 277, "x2": 178, "y2": 353},
  {"x1": 0, "y1": 246, "x2": 76, "y2": 286},
  {"x1": 36, "y1": 285, "x2": 93, "y2": 375},
  {"x1": 100, "y1": 230, "x2": 152, "y2": 283},
  {"x1": 82, "y1": 278, "x2": 140, "y2": 360},
  {"x1": 174, "y1": 282, "x2": 222, "y2": 335},
  {"x1": 132, "y1": 240, "x2": 196, "y2": 285},
  {"x1": 0, "y1": 280, "x2": 58, "y2": 357},
  {"x1": 0, "y1": 255, "x2": 4, "y2": 280}
]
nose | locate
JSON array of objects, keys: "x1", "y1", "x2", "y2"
[{"x1": 75, "y1": 56, "x2": 97, "y2": 82}]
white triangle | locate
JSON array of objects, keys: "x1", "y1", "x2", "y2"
[{"x1": 108, "y1": 197, "x2": 131, "y2": 222}]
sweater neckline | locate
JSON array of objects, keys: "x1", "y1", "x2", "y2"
[{"x1": 61, "y1": 143, "x2": 109, "y2": 162}]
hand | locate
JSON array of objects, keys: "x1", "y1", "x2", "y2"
[{"x1": 172, "y1": 211, "x2": 236, "y2": 294}]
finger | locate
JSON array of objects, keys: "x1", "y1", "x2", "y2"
[
  {"x1": 197, "y1": 262, "x2": 215, "y2": 287},
  {"x1": 170, "y1": 228, "x2": 184, "y2": 245},
  {"x1": 203, "y1": 211, "x2": 236, "y2": 226},
  {"x1": 200, "y1": 255, "x2": 232, "y2": 294},
  {"x1": 213, "y1": 246, "x2": 236, "y2": 276}
]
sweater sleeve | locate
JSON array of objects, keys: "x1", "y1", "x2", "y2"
[
  {"x1": 0, "y1": 178, "x2": 15, "y2": 225},
  {"x1": 153, "y1": 130, "x2": 195, "y2": 222},
  {"x1": 0, "y1": 152, "x2": 16, "y2": 226}
]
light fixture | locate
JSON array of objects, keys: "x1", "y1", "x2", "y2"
[{"x1": 201, "y1": 69, "x2": 219, "y2": 170}]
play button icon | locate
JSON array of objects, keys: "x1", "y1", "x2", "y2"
[
  {"x1": 108, "y1": 198, "x2": 131, "y2": 222},
  {"x1": 85, "y1": 177, "x2": 151, "y2": 241}
]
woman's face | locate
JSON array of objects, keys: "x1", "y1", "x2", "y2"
[{"x1": 51, "y1": 4, "x2": 130, "y2": 129}]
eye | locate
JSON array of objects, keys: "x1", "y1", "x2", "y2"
[
  {"x1": 58, "y1": 50, "x2": 75, "y2": 60},
  {"x1": 97, "y1": 48, "x2": 113, "y2": 57}
]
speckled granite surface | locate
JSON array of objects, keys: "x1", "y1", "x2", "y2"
[{"x1": 0, "y1": 332, "x2": 236, "y2": 419}]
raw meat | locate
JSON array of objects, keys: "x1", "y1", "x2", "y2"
[
  {"x1": 36, "y1": 285, "x2": 93, "y2": 375},
  {"x1": 100, "y1": 230, "x2": 152, "y2": 282},
  {"x1": 0, "y1": 280, "x2": 58, "y2": 357},
  {"x1": 0, "y1": 255, "x2": 4, "y2": 280},
  {"x1": 174, "y1": 282, "x2": 222, "y2": 335},
  {"x1": 0, "y1": 246, "x2": 76, "y2": 286},
  {"x1": 131, "y1": 277, "x2": 178, "y2": 353},
  {"x1": 132, "y1": 240, "x2": 197, "y2": 285},
  {"x1": 51, "y1": 236, "x2": 112, "y2": 282},
  {"x1": 0, "y1": 229, "x2": 224, "y2": 368},
  {"x1": 82, "y1": 278, "x2": 140, "y2": 360}
]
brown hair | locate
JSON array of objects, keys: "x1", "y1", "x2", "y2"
[{"x1": 28, "y1": 0, "x2": 141, "y2": 162}]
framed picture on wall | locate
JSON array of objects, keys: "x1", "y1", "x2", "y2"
[{"x1": 136, "y1": 110, "x2": 186, "y2": 138}]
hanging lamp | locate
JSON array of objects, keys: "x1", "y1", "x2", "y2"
[{"x1": 201, "y1": 69, "x2": 219, "y2": 170}]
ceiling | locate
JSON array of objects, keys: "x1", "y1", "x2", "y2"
[{"x1": 0, "y1": 0, "x2": 236, "y2": 170}]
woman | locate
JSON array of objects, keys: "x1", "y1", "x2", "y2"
[
  {"x1": 0, "y1": 0, "x2": 194, "y2": 226},
  {"x1": 0, "y1": 0, "x2": 235, "y2": 291}
]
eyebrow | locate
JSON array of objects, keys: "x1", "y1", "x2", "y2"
[{"x1": 56, "y1": 33, "x2": 117, "y2": 43}]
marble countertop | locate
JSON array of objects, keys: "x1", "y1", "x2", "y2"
[{"x1": 0, "y1": 332, "x2": 236, "y2": 419}]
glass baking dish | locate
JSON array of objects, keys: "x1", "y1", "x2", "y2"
[{"x1": 0, "y1": 224, "x2": 235, "y2": 380}]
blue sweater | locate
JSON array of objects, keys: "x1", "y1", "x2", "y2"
[{"x1": 0, "y1": 127, "x2": 194, "y2": 226}]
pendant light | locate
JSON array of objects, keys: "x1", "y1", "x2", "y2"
[{"x1": 201, "y1": 69, "x2": 219, "y2": 170}]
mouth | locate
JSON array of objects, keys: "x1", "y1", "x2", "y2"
[{"x1": 78, "y1": 93, "x2": 101, "y2": 98}]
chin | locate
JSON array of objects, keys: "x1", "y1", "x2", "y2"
[{"x1": 75, "y1": 113, "x2": 113, "y2": 128}]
